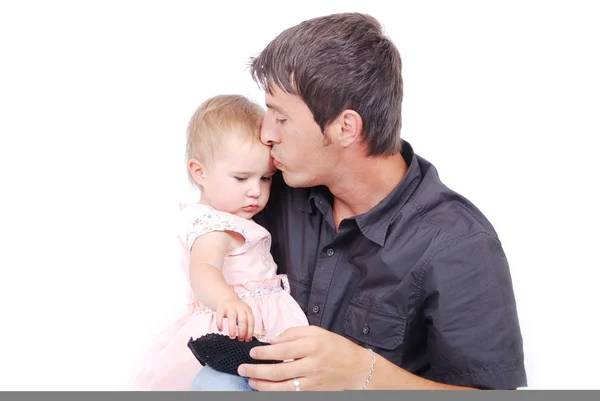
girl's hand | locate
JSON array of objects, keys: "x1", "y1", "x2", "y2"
[{"x1": 215, "y1": 297, "x2": 255, "y2": 342}]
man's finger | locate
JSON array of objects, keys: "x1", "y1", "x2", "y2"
[
  {"x1": 249, "y1": 338, "x2": 313, "y2": 362},
  {"x1": 249, "y1": 377, "x2": 309, "y2": 392},
  {"x1": 239, "y1": 358, "x2": 308, "y2": 383},
  {"x1": 268, "y1": 325, "x2": 318, "y2": 344}
]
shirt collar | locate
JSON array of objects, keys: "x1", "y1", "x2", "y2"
[{"x1": 301, "y1": 140, "x2": 422, "y2": 246}]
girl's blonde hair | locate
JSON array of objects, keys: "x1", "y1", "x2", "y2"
[{"x1": 185, "y1": 94, "x2": 265, "y2": 186}]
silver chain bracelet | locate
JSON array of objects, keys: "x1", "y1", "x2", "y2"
[{"x1": 362, "y1": 348, "x2": 376, "y2": 390}]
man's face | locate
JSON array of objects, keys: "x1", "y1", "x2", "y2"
[{"x1": 260, "y1": 85, "x2": 336, "y2": 187}]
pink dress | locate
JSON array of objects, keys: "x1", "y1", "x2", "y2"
[{"x1": 132, "y1": 203, "x2": 309, "y2": 391}]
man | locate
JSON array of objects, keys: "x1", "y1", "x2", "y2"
[{"x1": 193, "y1": 12, "x2": 526, "y2": 391}]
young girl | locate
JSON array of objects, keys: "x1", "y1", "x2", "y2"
[{"x1": 132, "y1": 94, "x2": 309, "y2": 391}]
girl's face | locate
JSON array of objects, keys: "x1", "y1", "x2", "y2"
[{"x1": 192, "y1": 134, "x2": 276, "y2": 219}]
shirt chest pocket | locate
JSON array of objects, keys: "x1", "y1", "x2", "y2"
[{"x1": 343, "y1": 302, "x2": 407, "y2": 365}]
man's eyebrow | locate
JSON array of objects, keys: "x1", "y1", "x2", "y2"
[{"x1": 266, "y1": 103, "x2": 286, "y2": 115}]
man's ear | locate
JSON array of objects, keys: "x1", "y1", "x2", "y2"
[
  {"x1": 336, "y1": 109, "x2": 363, "y2": 148},
  {"x1": 188, "y1": 158, "x2": 206, "y2": 187}
]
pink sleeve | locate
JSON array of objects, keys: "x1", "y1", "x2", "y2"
[{"x1": 185, "y1": 210, "x2": 249, "y2": 252}]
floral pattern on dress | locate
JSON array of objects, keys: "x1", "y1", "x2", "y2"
[
  {"x1": 185, "y1": 212, "x2": 250, "y2": 250},
  {"x1": 256, "y1": 236, "x2": 272, "y2": 270}
]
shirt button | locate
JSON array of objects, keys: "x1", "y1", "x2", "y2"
[
  {"x1": 312, "y1": 305, "x2": 320, "y2": 313},
  {"x1": 326, "y1": 248, "x2": 334, "y2": 257},
  {"x1": 362, "y1": 325, "x2": 370, "y2": 335}
]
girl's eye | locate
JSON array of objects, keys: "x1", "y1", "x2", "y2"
[
  {"x1": 235, "y1": 177, "x2": 247, "y2": 182},
  {"x1": 275, "y1": 118, "x2": 286, "y2": 125},
  {"x1": 261, "y1": 176, "x2": 273, "y2": 181}
]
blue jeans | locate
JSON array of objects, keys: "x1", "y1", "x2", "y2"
[{"x1": 190, "y1": 366, "x2": 255, "y2": 391}]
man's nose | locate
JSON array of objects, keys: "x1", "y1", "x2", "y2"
[{"x1": 260, "y1": 119, "x2": 280, "y2": 146}]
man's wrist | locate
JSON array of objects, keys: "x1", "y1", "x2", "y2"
[
  {"x1": 361, "y1": 348, "x2": 376, "y2": 390},
  {"x1": 350, "y1": 346, "x2": 377, "y2": 390}
]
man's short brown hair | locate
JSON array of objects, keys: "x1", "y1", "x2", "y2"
[{"x1": 249, "y1": 13, "x2": 403, "y2": 156}]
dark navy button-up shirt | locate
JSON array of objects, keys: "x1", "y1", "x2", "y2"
[{"x1": 254, "y1": 140, "x2": 527, "y2": 389}]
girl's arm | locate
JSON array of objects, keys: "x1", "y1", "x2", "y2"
[
  {"x1": 188, "y1": 230, "x2": 254, "y2": 340},
  {"x1": 189, "y1": 230, "x2": 238, "y2": 310}
]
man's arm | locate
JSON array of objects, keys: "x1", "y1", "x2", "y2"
[
  {"x1": 347, "y1": 345, "x2": 476, "y2": 390},
  {"x1": 238, "y1": 326, "x2": 477, "y2": 391},
  {"x1": 238, "y1": 232, "x2": 526, "y2": 391},
  {"x1": 419, "y1": 232, "x2": 527, "y2": 389}
]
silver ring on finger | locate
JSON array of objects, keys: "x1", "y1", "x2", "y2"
[{"x1": 293, "y1": 378, "x2": 301, "y2": 391}]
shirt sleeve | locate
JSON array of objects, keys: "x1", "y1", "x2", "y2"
[{"x1": 421, "y1": 232, "x2": 527, "y2": 389}]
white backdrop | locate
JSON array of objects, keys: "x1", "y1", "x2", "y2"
[{"x1": 0, "y1": 0, "x2": 598, "y2": 391}]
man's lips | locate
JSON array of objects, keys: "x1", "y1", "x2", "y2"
[
  {"x1": 272, "y1": 157, "x2": 283, "y2": 168},
  {"x1": 271, "y1": 152, "x2": 282, "y2": 167}
]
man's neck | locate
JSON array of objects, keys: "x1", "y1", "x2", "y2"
[{"x1": 327, "y1": 152, "x2": 408, "y2": 229}]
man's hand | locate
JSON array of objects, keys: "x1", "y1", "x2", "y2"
[
  {"x1": 237, "y1": 325, "x2": 478, "y2": 391},
  {"x1": 237, "y1": 325, "x2": 373, "y2": 391}
]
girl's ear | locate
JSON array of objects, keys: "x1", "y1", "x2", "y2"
[{"x1": 188, "y1": 158, "x2": 206, "y2": 187}]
